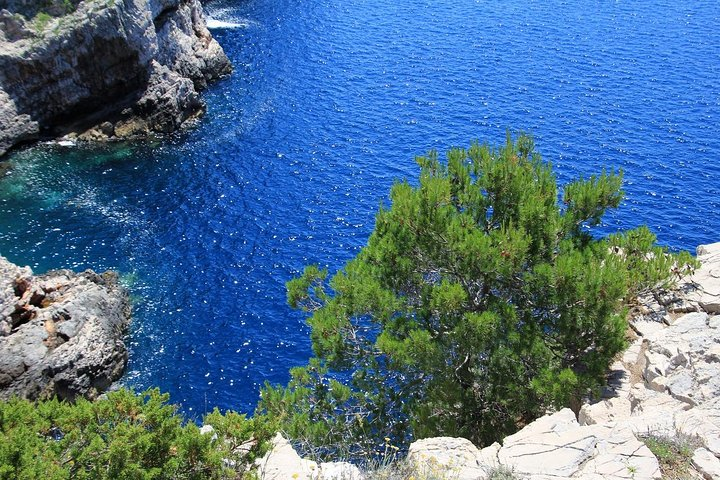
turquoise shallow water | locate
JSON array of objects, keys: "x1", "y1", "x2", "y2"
[{"x1": 0, "y1": 0, "x2": 719, "y2": 416}]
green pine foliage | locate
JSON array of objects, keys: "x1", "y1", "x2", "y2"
[
  {"x1": 0, "y1": 388, "x2": 272, "y2": 479},
  {"x1": 259, "y1": 133, "x2": 698, "y2": 455}
]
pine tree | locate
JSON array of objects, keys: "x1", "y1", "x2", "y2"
[{"x1": 259, "y1": 133, "x2": 696, "y2": 455}]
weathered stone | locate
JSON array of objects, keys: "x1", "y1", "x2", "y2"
[
  {"x1": 674, "y1": 400, "x2": 720, "y2": 457},
  {"x1": 672, "y1": 243, "x2": 720, "y2": 313},
  {"x1": 626, "y1": 384, "x2": 691, "y2": 437},
  {"x1": 578, "y1": 424, "x2": 661, "y2": 479},
  {"x1": 0, "y1": 0, "x2": 232, "y2": 156},
  {"x1": 319, "y1": 462, "x2": 363, "y2": 480},
  {"x1": 498, "y1": 409, "x2": 597, "y2": 478},
  {"x1": 407, "y1": 436, "x2": 488, "y2": 480},
  {"x1": 602, "y1": 360, "x2": 632, "y2": 398},
  {"x1": 643, "y1": 350, "x2": 669, "y2": 383},
  {"x1": 477, "y1": 442, "x2": 500, "y2": 471},
  {"x1": 579, "y1": 397, "x2": 632, "y2": 426},
  {"x1": 257, "y1": 434, "x2": 318, "y2": 480},
  {"x1": 666, "y1": 369, "x2": 698, "y2": 406},
  {"x1": 692, "y1": 447, "x2": 720, "y2": 480},
  {"x1": 633, "y1": 319, "x2": 666, "y2": 338},
  {"x1": 0, "y1": 256, "x2": 130, "y2": 400},
  {"x1": 647, "y1": 375, "x2": 668, "y2": 393},
  {"x1": 622, "y1": 339, "x2": 644, "y2": 367}
]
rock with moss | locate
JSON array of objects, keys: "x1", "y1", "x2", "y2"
[{"x1": 0, "y1": 255, "x2": 130, "y2": 400}]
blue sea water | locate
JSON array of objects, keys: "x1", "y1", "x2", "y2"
[{"x1": 0, "y1": 0, "x2": 719, "y2": 416}]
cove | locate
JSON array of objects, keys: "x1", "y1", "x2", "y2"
[{"x1": 0, "y1": 0, "x2": 718, "y2": 417}]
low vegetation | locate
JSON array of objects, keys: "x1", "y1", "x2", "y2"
[
  {"x1": 10, "y1": 0, "x2": 79, "y2": 20},
  {"x1": 0, "y1": 388, "x2": 274, "y2": 479},
  {"x1": 640, "y1": 433, "x2": 700, "y2": 479}
]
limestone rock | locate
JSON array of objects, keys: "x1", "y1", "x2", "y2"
[
  {"x1": 639, "y1": 311, "x2": 720, "y2": 408},
  {"x1": 257, "y1": 434, "x2": 318, "y2": 480},
  {"x1": 498, "y1": 409, "x2": 597, "y2": 477},
  {"x1": 579, "y1": 397, "x2": 632, "y2": 426},
  {"x1": 674, "y1": 399, "x2": 720, "y2": 457},
  {"x1": 318, "y1": 462, "x2": 363, "y2": 480},
  {"x1": 0, "y1": 255, "x2": 130, "y2": 400},
  {"x1": 578, "y1": 424, "x2": 661, "y2": 479},
  {"x1": 407, "y1": 436, "x2": 490, "y2": 480},
  {"x1": 633, "y1": 319, "x2": 667, "y2": 338},
  {"x1": 625, "y1": 384, "x2": 691, "y2": 436},
  {"x1": 674, "y1": 242, "x2": 720, "y2": 314},
  {"x1": 0, "y1": 0, "x2": 232, "y2": 156},
  {"x1": 692, "y1": 448, "x2": 720, "y2": 480}
]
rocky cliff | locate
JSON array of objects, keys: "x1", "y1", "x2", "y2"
[
  {"x1": 0, "y1": 256, "x2": 131, "y2": 400},
  {"x1": 0, "y1": 0, "x2": 231, "y2": 156}
]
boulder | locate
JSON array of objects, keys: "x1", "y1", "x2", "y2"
[
  {"x1": 407, "y1": 436, "x2": 491, "y2": 480},
  {"x1": 256, "y1": 433, "x2": 318, "y2": 480},
  {"x1": 0, "y1": 255, "x2": 130, "y2": 400}
]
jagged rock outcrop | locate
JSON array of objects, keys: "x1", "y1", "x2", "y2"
[
  {"x1": 0, "y1": 0, "x2": 232, "y2": 156},
  {"x1": 0, "y1": 255, "x2": 130, "y2": 400}
]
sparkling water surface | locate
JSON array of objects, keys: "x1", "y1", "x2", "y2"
[{"x1": 1, "y1": 0, "x2": 719, "y2": 416}]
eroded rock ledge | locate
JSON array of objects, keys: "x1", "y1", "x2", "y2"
[
  {"x1": 0, "y1": 256, "x2": 130, "y2": 400},
  {"x1": 0, "y1": 0, "x2": 232, "y2": 157}
]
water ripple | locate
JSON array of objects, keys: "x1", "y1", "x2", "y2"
[{"x1": 0, "y1": 0, "x2": 718, "y2": 414}]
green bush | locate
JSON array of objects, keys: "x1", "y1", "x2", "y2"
[
  {"x1": 259, "y1": 133, "x2": 697, "y2": 457},
  {"x1": 33, "y1": 11, "x2": 52, "y2": 33},
  {"x1": 641, "y1": 433, "x2": 699, "y2": 479},
  {"x1": 0, "y1": 388, "x2": 272, "y2": 479}
]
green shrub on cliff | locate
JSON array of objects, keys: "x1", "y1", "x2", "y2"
[
  {"x1": 0, "y1": 388, "x2": 272, "y2": 479},
  {"x1": 258, "y1": 133, "x2": 697, "y2": 456}
]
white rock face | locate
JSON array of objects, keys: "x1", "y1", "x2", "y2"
[
  {"x1": 498, "y1": 409, "x2": 597, "y2": 478},
  {"x1": 407, "y1": 437, "x2": 491, "y2": 480},
  {"x1": 257, "y1": 434, "x2": 318, "y2": 480},
  {"x1": 692, "y1": 447, "x2": 720, "y2": 480},
  {"x1": 688, "y1": 243, "x2": 720, "y2": 313}
]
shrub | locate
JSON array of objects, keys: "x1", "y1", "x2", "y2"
[
  {"x1": 640, "y1": 433, "x2": 699, "y2": 479},
  {"x1": 33, "y1": 11, "x2": 52, "y2": 33},
  {"x1": 0, "y1": 388, "x2": 271, "y2": 479}
]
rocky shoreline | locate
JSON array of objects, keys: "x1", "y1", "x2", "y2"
[
  {"x1": 0, "y1": 256, "x2": 130, "y2": 400},
  {"x1": 0, "y1": 0, "x2": 231, "y2": 157},
  {"x1": 258, "y1": 242, "x2": 720, "y2": 480}
]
